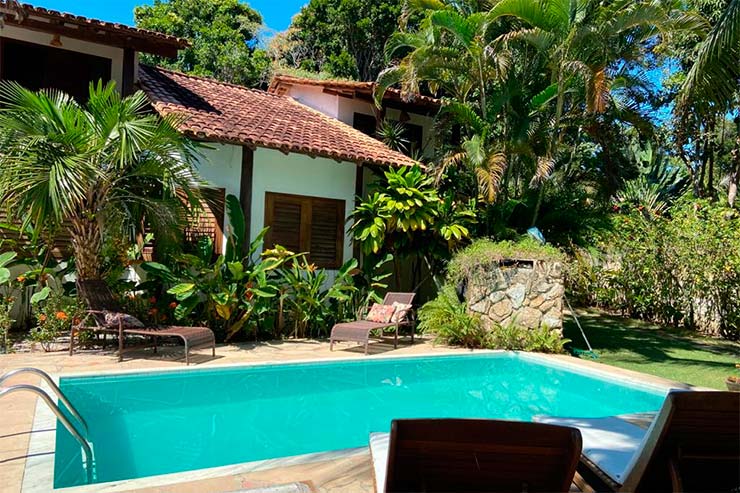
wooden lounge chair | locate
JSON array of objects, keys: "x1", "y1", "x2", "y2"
[
  {"x1": 371, "y1": 418, "x2": 582, "y2": 493},
  {"x1": 330, "y1": 292, "x2": 415, "y2": 355},
  {"x1": 538, "y1": 390, "x2": 740, "y2": 492},
  {"x1": 70, "y1": 280, "x2": 216, "y2": 365}
]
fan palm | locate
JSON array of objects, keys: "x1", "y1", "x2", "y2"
[{"x1": 0, "y1": 81, "x2": 203, "y2": 280}]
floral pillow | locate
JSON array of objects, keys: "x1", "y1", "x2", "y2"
[
  {"x1": 391, "y1": 302, "x2": 413, "y2": 323},
  {"x1": 103, "y1": 311, "x2": 145, "y2": 329},
  {"x1": 365, "y1": 303, "x2": 396, "y2": 323}
]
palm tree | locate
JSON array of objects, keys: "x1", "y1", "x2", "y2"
[
  {"x1": 0, "y1": 81, "x2": 203, "y2": 280},
  {"x1": 488, "y1": 0, "x2": 705, "y2": 222},
  {"x1": 676, "y1": 0, "x2": 740, "y2": 205}
]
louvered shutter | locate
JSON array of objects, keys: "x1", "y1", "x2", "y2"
[
  {"x1": 264, "y1": 192, "x2": 345, "y2": 269},
  {"x1": 309, "y1": 199, "x2": 344, "y2": 269},
  {"x1": 184, "y1": 188, "x2": 225, "y2": 256}
]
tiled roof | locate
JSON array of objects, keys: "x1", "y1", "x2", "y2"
[
  {"x1": 1, "y1": 2, "x2": 188, "y2": 56},
  {"x1": 139, "y1": 66, "x2": 418, "y2": 168},
  {"x1": 268, "y1": 74, "x2": 442, "y2": 109}
]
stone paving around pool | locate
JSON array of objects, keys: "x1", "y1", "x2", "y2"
[{"x1": 0, "y1": 338, "x2": 692, "y2": 493}]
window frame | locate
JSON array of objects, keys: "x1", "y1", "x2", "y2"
[{"x1": 263, "y1": 192, "x2": 346, "y2": 269}]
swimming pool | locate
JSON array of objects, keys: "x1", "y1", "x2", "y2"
[{"x1": 53, "y1": 353, "x2": 668, "y2": 488}]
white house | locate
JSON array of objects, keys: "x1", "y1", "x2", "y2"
[
  {"x1": 268, "y1": 75, "x2": 441, "y2": 160},
  {"x1": 0, "y1": 1, "x2": 417, "y2": 276}
]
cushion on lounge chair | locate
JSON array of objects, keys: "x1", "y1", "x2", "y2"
[
  {"x1": 369, "y1": 432, "x2": 390, "y2": 493},
  {"x1": 533, "y1": 415, "x2": 648, "y2": 482},
  {"x1": 103, "y1": 311, "x2": 145, "y2": 329},
  {"x1": 366, "y1": 304, "x2": 395, "y2": 323},
  {"x1": 390, "y1": 302, "x2": 412, "y2": 323}
]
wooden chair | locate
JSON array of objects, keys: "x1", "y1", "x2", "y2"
[
  {"x1": 71, "y1": 280, "x2": 216, "y2": 365},
  {"x1": 574, "y1": 390, "x2": 740, "y2": 492},
  {"x1": 381, "y1": 418, "x2": 582, "y2": 493},
  {"x1": 330, "y1": 292, "x2": 416, "y2": 355}
]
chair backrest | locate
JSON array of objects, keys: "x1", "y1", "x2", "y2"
[
  {"x1": 382, "y1": 292, "x2": 415, "y2": 306},
  {"x1": 384, "y1": 418, "x2": 582, "y2": 493},
  {"x1": 76, "y1": 280, "x2": 123, "y2": 313},
  {"x1": 621, "y1": 390, "x2": 740, "y2": 492}
]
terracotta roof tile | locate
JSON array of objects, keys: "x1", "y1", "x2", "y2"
[
  {"x1": 139, "y1": 66, "x2": 418, "y2": 168},
  {"x1": 1, "y1": 1, "x2": 188, "y2": 55}
]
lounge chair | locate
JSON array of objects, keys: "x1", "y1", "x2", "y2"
[
  {"x1": 330, "y1": 292, "x2": 415, "y2": 355},
  {"x1": 70, "y1": 280, "x2": 216, "y2": 365},
  {"x1": 535, "y1": 390, "x2": 740, "y2": 492},
  {"x1": 370, "y1": 418, "x2": 582, "y2": 493}
]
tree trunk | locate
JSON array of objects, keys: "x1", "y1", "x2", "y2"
[
  {"x1": 728, "y1": 137, "x2": 740, "y2": 208},
  {"x1": 69, "y1": 216, "x2": 103, "y2": 280}
]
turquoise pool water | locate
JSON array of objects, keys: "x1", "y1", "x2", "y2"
[{"x1": 54, "y1": 353, "x2": 667, "y2": 487}]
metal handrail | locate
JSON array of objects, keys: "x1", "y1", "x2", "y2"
[
  {"x1": 0, "y1": 367, "x2": 88, "y2": 434},
  {"x1": 0, "y1": 385, "x2": 94, "y2": 483}
]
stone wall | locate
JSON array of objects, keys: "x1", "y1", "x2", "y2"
[{"x1": 463, "y1": 259, "x2": 564, "y2": 331}]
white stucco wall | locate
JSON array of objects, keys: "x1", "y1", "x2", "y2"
[
  {"x1": 284, "y1": 85, "x2": 339, "y2": 119},
  {"x1": 0, "y1": 24, "x2": 125, "y2": 91},
  {"x1": 194, "y1": 143, "x2": 244, "y2": 253},
  {"x1": 251, "y1": 148, "x2": 358, "y2": 270}
]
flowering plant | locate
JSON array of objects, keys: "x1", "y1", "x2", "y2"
[{"x1": 31, "y1": 291, "x2": 84, "y2": 352}]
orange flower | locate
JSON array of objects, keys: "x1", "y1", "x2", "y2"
[
  {"x1": 72, "y1": 317, "x2": 81, "y2": 325},
  {"x1": 149, "y1": 296, "x2": 157, "y2": 304},
  {"x1": 169, "y1": 302, "x2": 178, "y2": 309},
  {"x1": 16, "y1": 275, "x2": 25, "y2": 282},
  {"x1": 39, "y1": 314, "x2": 47, "y2": 322},
  {"x1": 55, "y1": 311, "x2": 68, "y2": 320},
  {"x1": 148, "y1": 307, "x2": 158, "y2": 315}
]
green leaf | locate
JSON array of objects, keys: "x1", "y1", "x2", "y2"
[
  {"x1": 225, "y1": 194, "x2": 247, "y2": 262},
  {"x1": 167, "y1": 283, "x2": 196, "y2": 300},
  {"x1": 0, "y1": 268, "x2": 10, "y2": 285},
  {"x1": 31, "y1": 287, "x2": 51, "y2": 304},
  {"x1": 174, "y1": 296, "x2": 199, "y2": 320},
  {"x1": 0, "y1": 251, "x2": 17, "y2": 269}
]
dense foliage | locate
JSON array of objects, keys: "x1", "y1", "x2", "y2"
[
  {"x1": 569, "y1": 199, "x2": 740, "y2": 339},
  {"x1": 418, "y1": 286, "x2": 569, "y2": 353},
  {"x1": 0, "y1": 82, "x2": 202, "y2": 281},
  {"x1": 135, "y1": 0, "x2": 271, "y2": 87},
  {"x1": 272, "y1": 0, "x2": 406, "y2": 80}
]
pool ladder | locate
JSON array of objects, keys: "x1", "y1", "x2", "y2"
[{"x1": 0, "y1": 367, "x2": 95, "y2": 483}]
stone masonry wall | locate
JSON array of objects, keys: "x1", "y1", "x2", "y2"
[{"x1": 463, "y1": 259, "x2": 564, "y2": 331}]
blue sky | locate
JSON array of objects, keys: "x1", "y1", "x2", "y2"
[{"x1": 31, "y1": 1, "x2": 307, "y2": 34}]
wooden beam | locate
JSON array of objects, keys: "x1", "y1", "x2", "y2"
[
  {"x1": 121, "y1": 48, "x2": 135, "y2": 96},
  {"x1": 239, "y1": 146, "x2": 254, "y2": 250},
  {"x1": 3, "y1": 16, "x2": 180, "y2": 57}
]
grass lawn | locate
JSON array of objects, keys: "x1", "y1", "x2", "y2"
[{"x1": 563, "y1": 309, "x2": 740, "y2": 390}]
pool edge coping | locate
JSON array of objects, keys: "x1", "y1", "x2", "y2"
[{"x1": 23, "y1": 350, "x2": 700, "y2": 493}]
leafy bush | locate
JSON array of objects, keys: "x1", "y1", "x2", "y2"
[
  {"x1": 568, "y1": 199, "x2": 740, "y2": 339},
  {"x1": 419, "y1": 287, "x2": 568, "y2": 353},
  {"x1": 418, "y1": 286, "x2": 487, "y2": 348},
  {"x1": 31, "y1": 290, "x2": 84, "y2": 352}
]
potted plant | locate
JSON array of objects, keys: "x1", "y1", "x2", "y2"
[{"x1": 726, "y1": 364, "x2": 740, "y2": 392}]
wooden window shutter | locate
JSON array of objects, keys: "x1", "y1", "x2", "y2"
[
  {"x1": 309, "y1": 199, "x2": 344, "y2": 269},
  {"x1": 184, "y1": 188, "x2": 225, "y2": 256},
  {"x1": 264, "y1": 192, "x2": 345, "y2": 269}
]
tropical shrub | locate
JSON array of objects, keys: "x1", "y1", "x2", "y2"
[
  {"x1": 488, "y1": 323, "x2": 570, "y2": 354},
  {"x1": 278, "y1": 255, "x2": 357, "y2": 339},
  {"x1": 568, "y1": 199, "x2": 740, "y2": 339},
  {"x1": 349, "y1": 165, "x2": 475, "y2": 288},
  {"x1": 418, "y1": 286, "x2": 487, "y2": 348},
  {"x1": 31, "y1": 291, "x2": 84, "y2": 352}
]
